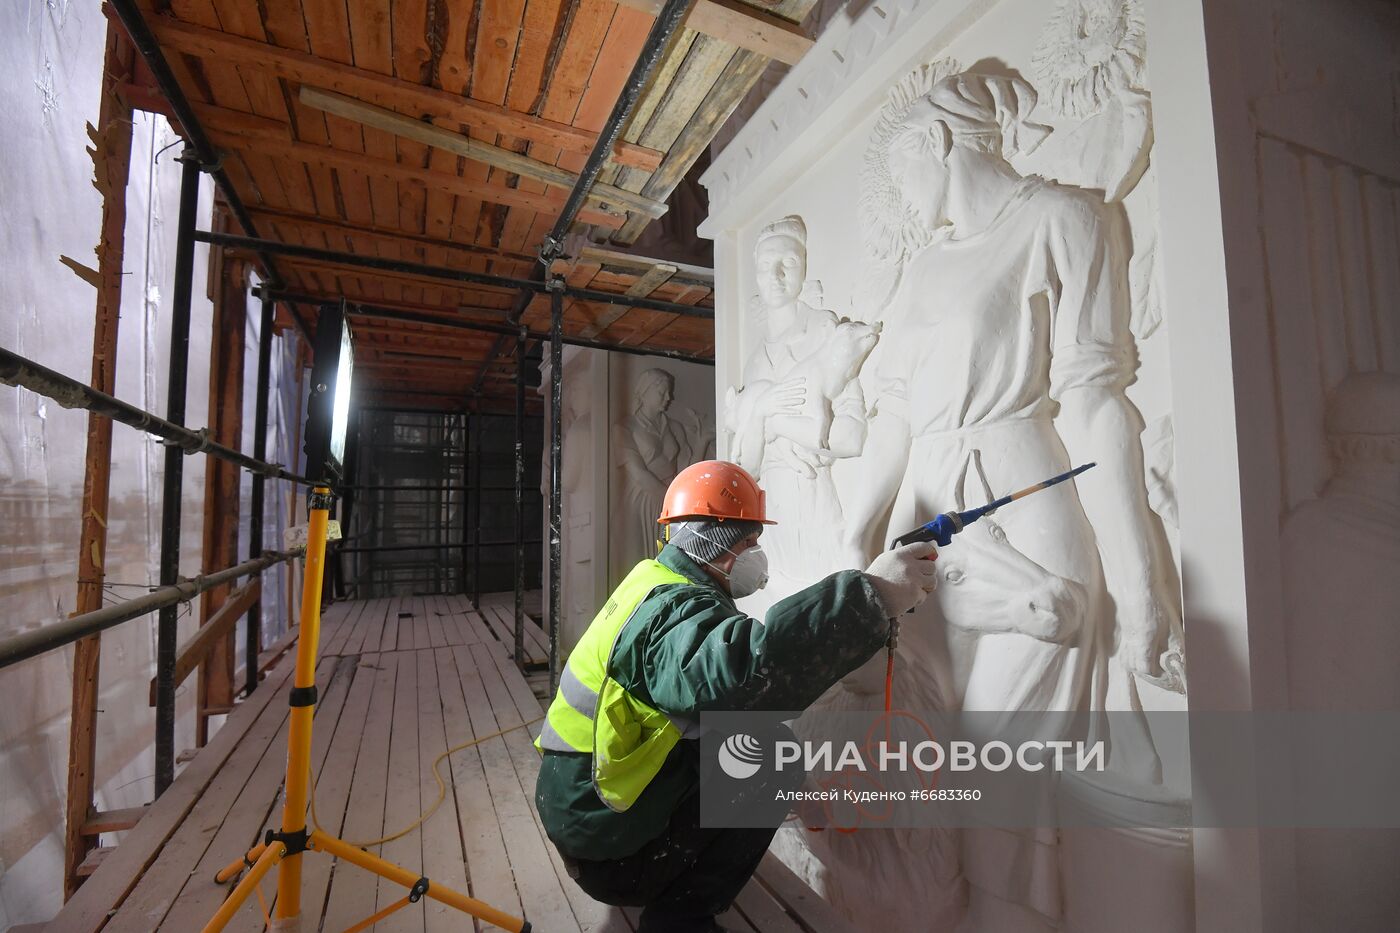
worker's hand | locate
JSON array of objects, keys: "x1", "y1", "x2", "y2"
[{"x1": 863, "y1": 541, "x2": 939, "y2": 617}]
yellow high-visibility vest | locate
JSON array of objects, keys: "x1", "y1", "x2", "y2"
[{"x1": 535, "y1": 559, "x2": 699, "y2": 812}]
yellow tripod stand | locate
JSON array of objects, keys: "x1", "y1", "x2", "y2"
[{"x1": 206, "y1": 487, "x2": 530, "y2": 932}]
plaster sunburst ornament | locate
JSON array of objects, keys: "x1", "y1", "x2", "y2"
[
  {"x1": 1032, "y1": 0, "x2": 1147, "y2": 119},
  {"x1": 859, "y1": 58, "x2": 962, "y2": 266}
]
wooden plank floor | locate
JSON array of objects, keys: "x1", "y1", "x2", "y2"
[{"x1": 48, "y1": 595, "x2": 852, "y2": 933}]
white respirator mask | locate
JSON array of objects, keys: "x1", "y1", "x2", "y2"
[
  {"x1": 724, "y1": 544, "x2": 769, "y2": 599},
  {"x1": 685, "y1": 526, "x2": 770, "y2": 599}
]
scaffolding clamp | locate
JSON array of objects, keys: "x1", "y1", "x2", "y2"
[
  {"x1": 537, "y1": 235, "x2": 564, "y2": 267},
  {"x1": 264, "y1": 826, "x2": 310, "y2": 857},
  {"x1": 175, "y1": 146, "x2": 224, "y2": 174}
]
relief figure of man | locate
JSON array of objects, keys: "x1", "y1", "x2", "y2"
[{"x1": 842, "y1": 64, "x2": 1182, "y2": 929}]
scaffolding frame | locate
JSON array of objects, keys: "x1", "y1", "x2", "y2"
[{"x1": 1, "y1": 0, "x2": 699, "y2": 900}]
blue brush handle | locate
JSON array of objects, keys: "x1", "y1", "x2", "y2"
[
  {"x1": 890, "y1": 512, "x2": 964, "y2": 549},
  {"x1": 889, "y1": 462, "x2": 1096, "y2": 549}
]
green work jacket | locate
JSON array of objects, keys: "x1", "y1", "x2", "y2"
[{"x1": 534, "y1": 544, "x2": 890, "y2": 860}]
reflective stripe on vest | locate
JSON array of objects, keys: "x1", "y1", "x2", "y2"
[{"x1": 534, "y1": 559, "x2": 694, "y2": 812}]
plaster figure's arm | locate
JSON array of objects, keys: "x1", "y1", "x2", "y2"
[
  {"x1": 839, "y1": 403, "x2": 911, "y2": 564},
  {"x1": 826, "y1": 380, "x2": 868, "y2": 459},
  {"x1": 727, "y1": 384, "x2": 769, "y2": 474},
  {"x1": 1055, "y1": 386, "x2": 1178, "y2": 670},
  {"x1": 1049, "y1": 200, "x2": 1182, "y2": 683},
  {"x1": 728, "y1": 377, "x2": 807, "y2": 473}
]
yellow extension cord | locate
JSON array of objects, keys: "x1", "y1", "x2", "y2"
[{"x1": 308, "y1": 715, "x2": 545, "y2": 848}]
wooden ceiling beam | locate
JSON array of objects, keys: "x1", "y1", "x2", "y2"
[
  {"x1": 244, "y1": 207, "x2": 537, "y2": 266},
  {"x1": 578, "y1": 262, "x2": 678, "y2": 339},
  {"x1": 613, "y1": 46, "x2": 771, "y2": 243},
  {"x1": 577, "y1": 244, "x2": 715, "y2": 285},
  {"x1": 298, "y1": 86, "x2": 667, "y2": 220},
  {"x1": 616, "y1": 0, "x2": 815, "y2": 66},
  {"x1": 206, "y1": 131, "x2": 625, "y2": 228},
  {"x1": 145, "y1": 15, "x2": 666, "y2": 171}
]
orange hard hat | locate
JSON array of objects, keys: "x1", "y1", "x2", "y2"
[{"x1": 657, "y1": 460, "x2": 775, "y2": 525}]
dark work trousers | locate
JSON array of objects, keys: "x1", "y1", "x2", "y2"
[
  {"x1": 567, "y1": 725, "x2": 804, "y2": 931},
  {"x1": 568, "y1": 789, "x2": 777, "y2": 930}
]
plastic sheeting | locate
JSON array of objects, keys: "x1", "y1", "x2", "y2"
[{"x1": 0, "y1": 3, "x2": 303, "y2": 925}]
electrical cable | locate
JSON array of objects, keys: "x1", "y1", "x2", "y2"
[{"x1": 307, "y1": 714, "x2": 544, "y2": 848}]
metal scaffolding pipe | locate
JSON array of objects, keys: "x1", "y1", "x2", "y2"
[
  {"x1": 455, "y1": 413, "x2": 467, "y2": 595},
  {"x1": 209, "y1": 232, "x2": 713, "y2": 318},
  {"x1": 472, "y1": 406, "x2": 483, "y2": 610},
  {"x1": 0, "y1": 552, "x2": 298, "y2": 671},
  {"x1": 0, "y1": 348, "x2": 307, "y2": 483},
  {"x1": 332, "y1": 541, "x2": 540, "y2": 554},
  {"x1": 155, "y1": 151, "x2": 199, "y2": 796},
  {"x1": 245, "y1": 293, "x2": 275, "y2": 696},
  {"x1": 514, "y1": 328, "x2": 527, "y2": 666},
  {"x1": 315, "y1": 298, "x2": 715, "y2": 365},
  {"x1": 547, "y1": 280, "x2": 565, "y2": 696}
]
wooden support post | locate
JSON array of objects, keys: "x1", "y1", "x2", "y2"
[
  {"x1": 63, "y1": 23, "x2": 135, "y2": 900},
  {"x1": 150, "y1": 580, "x2": 261, "y2": 706},
  {"x1": 196, "y1": 242, "x2": 247, "y2": 745}
]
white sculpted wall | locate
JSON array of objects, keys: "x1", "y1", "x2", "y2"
[
  {"x1": 539, "y1": 347, "x2": 610, "y2": 654},
  {"x1": 704, "y1": 1, "x2": 1189, "y2": 931},
  {"x1": 540, "y1": 349, "x2": 716, "y2": 644},
  {"x1": 608, "y1": 356, "x2": 716, "y2": 584}
]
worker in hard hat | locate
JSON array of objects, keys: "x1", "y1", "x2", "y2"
[{"x1": 534, "y1": 459, "x2": 938, "y2": 932}]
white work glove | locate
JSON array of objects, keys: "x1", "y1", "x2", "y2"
[{"x1": 863, "y1": 541, "x2": 939, "y2": 617}]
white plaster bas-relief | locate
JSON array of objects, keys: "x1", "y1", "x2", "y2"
[
  {"x1": 1281, "y1": 372, "x2": 1400, "y2": 929},
  {"x1": 612, "y1": 367, "x2": 714, "y2": 570},
  {"x1": 1032, "y1": 0, "x2": 1147, "y2": 121},
  {"x1": 1282, "y1": 371, "x2": 1400, "y2": 712},
  {"x1": 1028, "y1": 0, "x2": 1151, "y2": 204},
  {"x1": 846, "y1": 64, "x2": 1181, "y2": 692},
  {"x1": 699, "y1": 0, "x2": 969, "y2": 223},
  {"x1": 700, "y1": 0, "x2": 1400, "y2": 926},
  {"x1": 1143, "y1": 414, "x2": 1178, "y2": 531},
  {"x1": 724, "y1": 215, "x2": 879, "y2": 586},
  {"x1": 842, "y1": 67, "x2": 1182, "y2": 929},
  {"x1": 718, "y1": 52, "x2": 1188, "y2": 931},
  {"x1": 701, "y1": 0, "x2": 1197, "y2": 926}
]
